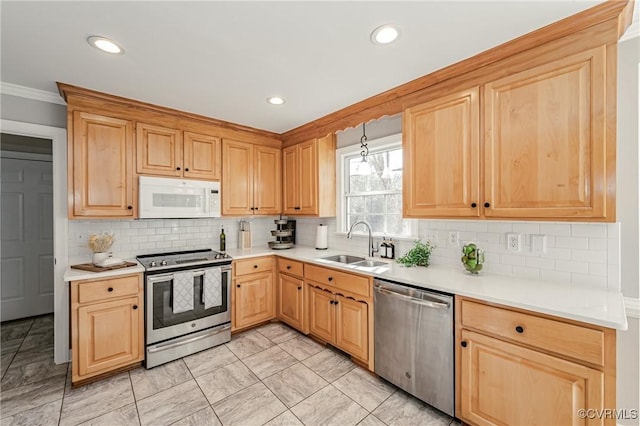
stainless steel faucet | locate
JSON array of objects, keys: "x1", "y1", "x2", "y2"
[{"x1": 347, "y1": 220, "x2": 379, "y2": 257}]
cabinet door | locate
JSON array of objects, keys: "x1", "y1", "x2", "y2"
[
  {"x1": 234, "y1": 272, "x2": 275, "y2": 329},
  {"x1": 222, "y1": 139, "x2": 254, "y2": 215},
  {"x1": 136, "y1": 123, "x2": 182, "y2": 177},
  {"x1": 277, "y1": 273, "x2": 305, "y2": 331},
  {"x1": 298, "y1": 139, "x2": 318, "y2": 215},
  {"x1": 254, "y1": 145, "x2": 282, "y2": 215},
  {"x1": 403, "y1": 87, "x2": 480, "y2": 218},
  {"x1": 282, "y1": 145, "x2": 300, "y2": 214},
  {"x1": 459, "y1": 330, "x2": 604, "y2": 426},
  {"x1": 335, "y1": 295, "x2": 368, "y2": 361},
  {"x1": 308, "y1": 285, "x2": 335, "y2": 343},
  {"x1": 484, "y1": 47, "x2": 608, "y2": 219},
  {"x1": 183, "y1": 132, "x2": 221, "y2": 180},
  {"x1": 72, "y1": 111, "x2": 135, "y2": 217},
  {"x1": 76, "y1": 296, "x2": 142, "y2": 378}
]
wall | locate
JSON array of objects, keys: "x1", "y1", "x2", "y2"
[
  {"x1": 68, "y1": 217, "x2": 280, "y2": 264},
  {"x1": 0, "y1": 94, "x2": 67, "y2": 128}
]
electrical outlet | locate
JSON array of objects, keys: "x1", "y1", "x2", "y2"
[
  {"x1": 448, "y1": 231, "x2": 459, "y2": 247},
  {"x1": 531, "y1": 234, "x2": 547, "y2": 253},
  {"x1": 506, "y1": 233, "x2": 522, "y2": 252},
  {"x1": 425, "y1": 230, "x2": 438, "y2": 243}
]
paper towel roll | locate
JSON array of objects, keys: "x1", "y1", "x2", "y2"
[{"x1": 315, "y1": 224, "x2": 328, "y2": 250}]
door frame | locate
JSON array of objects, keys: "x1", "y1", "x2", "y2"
[{"x1": 1, "y1": 119, "x2": 68, "y2": 364}]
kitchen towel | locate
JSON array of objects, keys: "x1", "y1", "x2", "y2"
[
  {"x1": 204, "y1": 267, "x2": 222, "y2": 309},
  {"x1": 315, "y1": 224, "x2": 328, "y2": 250},
  {"x1": 172, "y1": 271, "x2": 194, "y2": 314}
]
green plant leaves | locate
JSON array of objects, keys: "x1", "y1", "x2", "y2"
[{"x1": 396, "y1": 240, "x2": 435, "y2": 267}]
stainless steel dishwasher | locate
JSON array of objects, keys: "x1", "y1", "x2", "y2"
[{"x1": 374, "y1": 278, "x2": 454, "y2": 416}]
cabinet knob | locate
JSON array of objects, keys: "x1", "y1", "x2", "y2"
[
  {"x1": 334, "y1": 300, "x2": 339, "y2": 305},
  {"x1": 254, "y1": 265, "x2": 258, "y2": 268},
  {"x1": 515, "y1": 325, "x2": 524, "y2": 334},
  {"x1": 255, "y1": 207, "x2": 259, "y2": 211},
  {"x1": 176, "y1": 167, "x2": 181, "y2": 171},
  {"x1": 327, "y1": 277, "x2": 333, "y2": 282},
  {"x1": 471, "y1": 202, "x2": 477, "y2": 208},
  {"x1": 133, "y1": 305, "x2": 138, "y2": 310},
  {"x1": 185, "y1": 168, "x2": 189, "y2": 172},
  {"x1": 127, "y1": 206, "x2": 133, "y2": 210},
  {"x1": 461, "y1": 341, "x2": 467, "y2": 347},
  {"x1": 294, "y1": 207, "x2": 301, "y2": 210},
  {"x1": 237, "y1": 284, "x2": 241, "y2": 288},
  {"x1": 108, "y1": 287, "x2": 114, "y2": 292},
  {"x1": 484, "y1": 202, "x2": 491, "y2": 208},
  {"x1": 329, "y1": 300, "x2": 335, "y2": 305},
  {"x1": 286, "y1": 265, "x2": 291, "y2": 270}
]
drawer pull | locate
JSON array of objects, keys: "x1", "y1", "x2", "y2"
[
  {"x1": 461, "y1": 341, "x2": 467, "y2": 347},
  {"x1": 108, "y1": 287, "x2": 114, "y2": 292},
  {"x1": 254, "y1": 265, "x2": 258, "y2": 269},
  {"x1": 127, "y1": 205, "x2": 133, "y2": 210},
  {"x1": 185, "y1": 168, "x2": 189, "y2": 172},
  {"x1": 515, "y1": 325, "x2": 524, "y2": 334},
  {"x1": 133, "y1": 305, "x2": 138, "y2": 310},
  {"x1": 176, "y1": 167, "x2": 181, "y2": 171},
  {"x1": 237, "y1": 284, "x2": 241, "y2": 288},
  {"x1": 286, "y1": 265, "x2": 291, "y2": 270},
  {"x1": 328, "y1": 276, "x2": 333, "y2": 282}
]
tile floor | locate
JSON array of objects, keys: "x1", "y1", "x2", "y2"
[{"x1": 1, "y1": 315, "x2": 460, "y2": 426}]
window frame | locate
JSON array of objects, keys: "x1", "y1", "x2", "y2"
[{"x1": 335, "y1": 133, "x2": 417, "y2": 239}]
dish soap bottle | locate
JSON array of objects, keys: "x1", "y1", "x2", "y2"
[
  {"x1": 388, "y1": 238, "x2": 395, "y2": 259},
  {"x1": 220, "y1": 227, "x2": 226, "y2": 252},
  {"x1": 380, "y1": 237, "x2": 389, "y2": 258}
]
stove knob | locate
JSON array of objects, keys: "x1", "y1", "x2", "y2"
[
  {"x1": 149, "y1": 261, "x2": 157, "y2": 267},
  {"x1": 160, "y1": 260, "x2": 168, "y2": 266}
]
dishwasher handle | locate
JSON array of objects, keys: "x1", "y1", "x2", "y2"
[{"x1": 374, "y1": 284, "x2": 450, "y2": 310}]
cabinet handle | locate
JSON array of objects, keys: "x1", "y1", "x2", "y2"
[
  {"x1": 185, "y1": 168, "x2": 189, "y2": 172},
  {"x1": 108, "y1": 287, "x2": 114, "y2": 292},
  {"x1": 327, "y1": 277, "x2": 333, "y2": 282},
  {"x1": 297, "y1": 286, "x2": 302, "y2": 290},
  {"x1": 127, "y1": 206, "x2": 133, "y2": 210},
  {"x1": 253, "y1": 265, "x2": 258, "y2": 269},
  {"x1": 334, "y1": 300, "x2": 339, "y2": 305},
  {"x1": 515, "y1": 326, "x2": 524, "y2": 334},
  {"x1": 484, "y1": 202, "x2": 491, "y2": 208},
  {"x1": 237, "y1": 284, "x2": 241, "y2": 288},
  {"x1": 133, "y1": 305, "x2": 138, "y2": 310},
  {"x1": 176, "y1": 167, "x2": 181, "y2": 171},
  {"x1": 471, "y1": 202, "x2": 477, "y2": 208},
  {"x1": 286, "y1": 265, "x2": 291, "y2": 270},
  {"x1": 255, "y1": 207, "x2": 259, "y2": 211},
  {"x1": 294, "y1": 207, "x2": 301, "y2": 210},
  {"x1": 461, "y1": 341, "x2": 467, "y2": 347},
  {"x1": 329, "y1": 300, "x2": 334, "y2": 305}
]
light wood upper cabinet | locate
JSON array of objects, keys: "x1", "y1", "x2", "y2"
[
  {"x1": 70, "y1": 111, "x2": 135, "y2": 218},
  {"x1": 71, "y1": 273, "x2": 144, "y2": 385},
  {"x1": 222, "y1": 139, "x2": 281, "y2": 216},
  {"x1": 484, "y1": 46, "x2": 609, "y2": 220},
  {"x1": 403, "y1": 87, "x2": 480, "y2": 218},
  {"x1": 183, "y1": 132, "x2": 221, "y2": 180},
  {"x1": 137, "y1": 125, "x2": 221, "y2": 180},
  {"x1": 282, "y1": 135, "x2": 335, "y2": 216}
]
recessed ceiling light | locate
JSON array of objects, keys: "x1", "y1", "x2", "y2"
[
  {"x1": 87, "y1": 36, "x2": 124, "y2": 54},
  {"x1": 267, "y1": 96, "x2": 285, "y2": 105},
  {"x1": 371, "y1": 25, "x2": 399, "y2": 45}
]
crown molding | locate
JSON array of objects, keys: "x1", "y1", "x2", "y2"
[{"x1": 0, "y1": 82, "x2": 66, "y2": 106}]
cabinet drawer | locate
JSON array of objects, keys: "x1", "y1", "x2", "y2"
[
  {"x1": 77, "y1": 274, "x2": 141, "y2": 304},
  {"x1": 235, "y1": 256, "x2": 274, "y2": 276},
  {"x1": 460, "y1": 299, "x2": 605, "y2": 366},
  {"x1": 278, "y1": 258, "x2": 304, "y2": 277},
  {"x1": 305, "y1": 264, "x2": 370, "y2": 298}
]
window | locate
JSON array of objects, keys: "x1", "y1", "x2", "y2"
[{"x1": 337, "y1": 133, "x2": 416, "y2": 238}]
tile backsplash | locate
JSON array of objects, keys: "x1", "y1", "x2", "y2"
[
  {"x1": 295, "y1": 218, "x2": 621, "y2": 291},
  {"x1": 69, "y1": 216, "x2": 621, "y2": 291}
]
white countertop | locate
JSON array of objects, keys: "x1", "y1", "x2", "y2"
[
  {"x1": 64, "y1": 260, "x2": 144, "y2": 282},
  {"x1": 226, "y1": 246, "x2": 628, "y2": 330}
]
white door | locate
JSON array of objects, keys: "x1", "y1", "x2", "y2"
[{"x1": 1, "y1": 155, "x2": 54, "y2": 321}]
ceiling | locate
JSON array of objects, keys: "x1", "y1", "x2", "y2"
[{"x1": 1, "y1": 1, "x2": 624, "y2": 134}]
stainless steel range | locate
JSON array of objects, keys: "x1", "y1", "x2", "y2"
[{"x1": 136, "y1": 249, "x2": 232, "y2": 368}]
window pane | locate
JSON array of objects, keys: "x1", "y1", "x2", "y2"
[
  {"x1": 386, "y1": 214, "x2": 405, "y2": 236},
  {"x1": 386, "y1": 194, "x2": 401, "y2": 213},
  {"x1": 347, "y1": 196, "x2": 365, "y2": 214},
  {"x1": 365, "y1": 215, "x2": 385, "y2": 232},
  {"x1": 347, "y1": 214, "x2": 365, "y2": 230},
  {"x1": 366, "y1": 195, "x2": 385, "y2": 214},
  {"x1": 349, "y1": 171, "x2": 368, "y2": 193}
]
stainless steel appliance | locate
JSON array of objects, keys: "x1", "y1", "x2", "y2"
[
  {"x1": 137, "y1": 249, "x2": 232, "y2": 368},
  {"x1": 373, "y1": 279, "x2": 454, "y2": 416},
  {"x1": 138, "y1": 176, "x2": 221, "y2": 219}
]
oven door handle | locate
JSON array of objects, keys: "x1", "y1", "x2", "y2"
[
  {"x1": 147, "y1": 324, "x2": 231, "y2": 354},
  {"x1": 147, "y1": 266, "x2": 231, "y2": 284}
]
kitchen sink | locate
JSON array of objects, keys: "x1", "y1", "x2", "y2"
[
  {"x1": 319, "y1": 254, "x2": 366, "y2": 264},
  {"x1": 352, "y1": 260, "x2": 389, "y2": 268}
]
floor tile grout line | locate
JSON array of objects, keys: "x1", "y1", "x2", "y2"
[
  {"x1": 184, "y1": 357, "x2": 225, "y2": 425},
  {"x1": 127, "y1": 370, "x2": 144, "y2": 426}
]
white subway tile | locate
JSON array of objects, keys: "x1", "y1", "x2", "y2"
[
  {"x1": 588, "y1": 262, "x2": 607, "y2": 277},
  {"x1": 555, "y1": 260, "x2": 589, "y2": 274},
  {"x1": 512, "y1": 266, "x2": 540, "y2": 280},
  {"x1": 465, "y1": 222, "x2": 488, "y2": 232},
  {"x1": 525, "y1": 256, "x2": 555, "y2": 270},
  {"x1": 139, "y1": 242, "x2": 157, "y2": 250},
  {"x1": 499, "y1": 254, "x2": 526, "y2": 266},
  {"x1": 543, "y1": 247, "x2": 572, "y2": 260},
  {"x1": 555, "y1": 236, "x2": 589, "y2": 250},
  {"x1": 154, "y1": 227, "x2": 171, "y2": 235},
  {"x1": 607, "y1": 222, "x2": 620, "y2": 239},
  {"x1": 156, "y1": 241, "x2": 173, "y2": 249},
  {"x1": 571, "y1": 223, "x2": 607, "y2": 238},
  {"x1": 130, "y1": 235, "x2": 148, "y2": 243},
  {"x1": 571, "y1": 249, "x2": 606, "y2": 264},
  {"x1": 513, "y1": 223, "x2": 540, "y2": 234},
  {"x1": 539, "y1": 270, "x2": 571, "y2": 284},
  {"x1": 588, "y1": 238, "x2": 607, "y2": 250},
  {"x1": 607, "y1": 264, "x2": 621, "y2": 290},
  {"x1": 147, "y1": 235, "x2": 164, "y2": 243},
  {"x1": 130, "y1": 221, "x2": 148, "y2": 229},
  {"x1": 487, "y1": 222, "x2": 513, "y2": 233},
  {"x1": 607, "y1": 238, "x2": 619, "y2": 265},
  {"x1": 571, "y1": 273, "x2": 607, "y2": 288},
  {"x1": 477, "y1": 232, "x2": 500, "y2": 243},
  {"x1": 539, "y1": 223, "x2": 571, "y2": 236},
  {"x1": 483, "y1": 263, "x2": 513, "y2": 275}
]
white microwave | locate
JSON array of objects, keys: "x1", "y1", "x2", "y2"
[{"x1": 138, "y1": 176, "x2": 221, "y2": 219}]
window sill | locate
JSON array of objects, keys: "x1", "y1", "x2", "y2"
[{"x1": 334, "y1": 232, "x2": 419, "y2": 242}]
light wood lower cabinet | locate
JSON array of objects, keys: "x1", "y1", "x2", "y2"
[
  {"x1": 71, "y1": 273, "x2": 144, "y2": 385},
  {"x1": 276, "y1": 258, "x2": 306, "y2": 333},
  {"x1": 456, "y1": 296, "x2": 616, "y2": 426},
  {"x1": 232, "y1": 257, "x2": 275, "y2": 331}
]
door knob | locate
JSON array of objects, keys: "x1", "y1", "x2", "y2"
[
  {"x1": 461, "y1": 341, "x2": 467, "y2": 347},
  {"x1": 484, "y1": 202, "x2": 491, "y2": 208},
  {"x1": 133, "y1": 305, "x2": 138, "y2": 310},
  {"x1": 176, "y1": 167, "x2": 181, "y2": 171},
  {"x1": 471, "y1": 202, "x2": 477, "y2": 208}
]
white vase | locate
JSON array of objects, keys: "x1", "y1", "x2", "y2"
[{"x1": 92, "y1": 252, "x2": 109, "y2": 265}]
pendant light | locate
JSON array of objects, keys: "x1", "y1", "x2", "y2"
[{"x1": 354, "y1": 123, "x2": 372, "y2": 176}]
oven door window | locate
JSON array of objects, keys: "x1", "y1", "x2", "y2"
[{"x1": 151, "y1": 272, "x2": 228, "y2": 330}]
